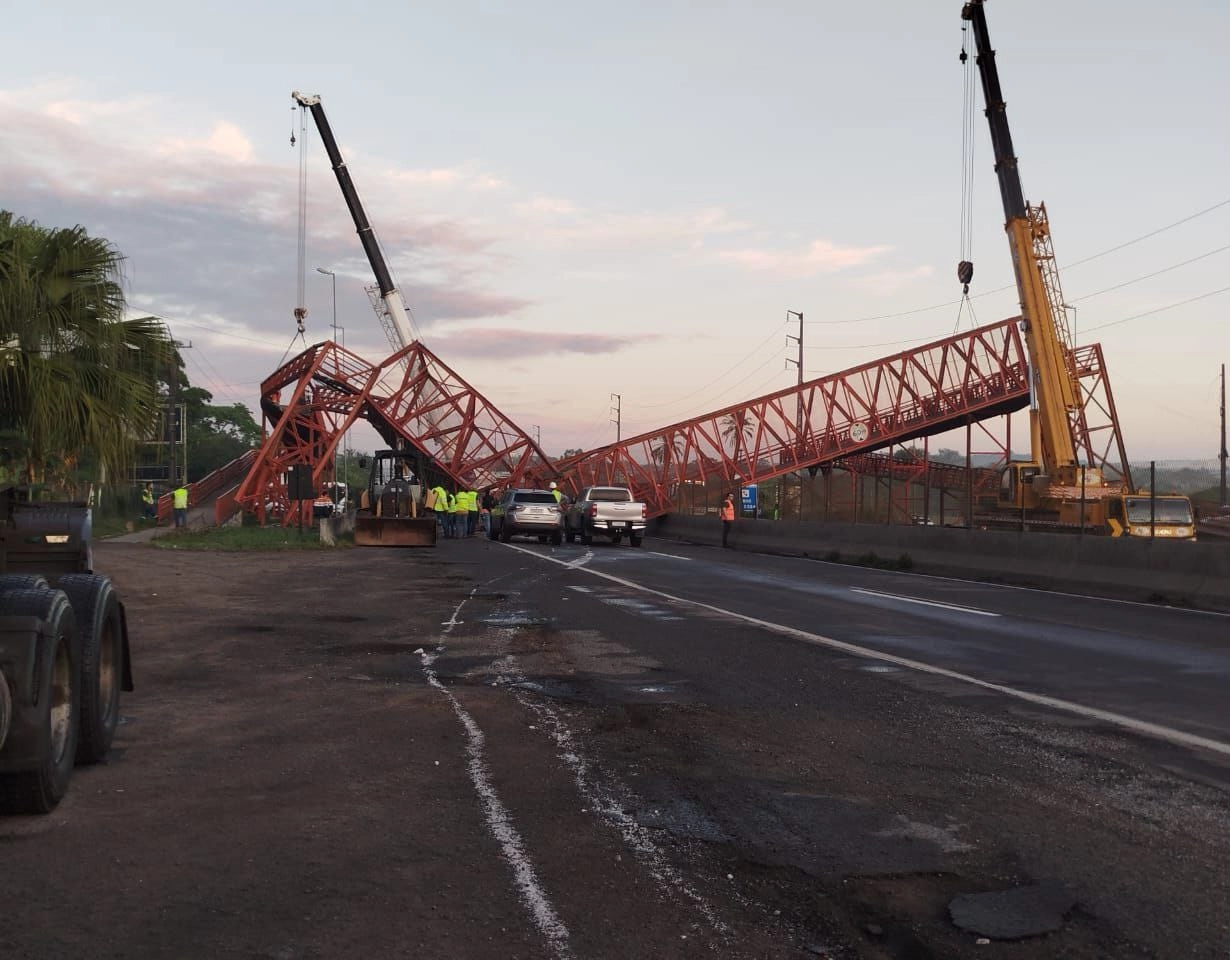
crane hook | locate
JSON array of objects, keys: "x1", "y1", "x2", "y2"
[{"x1": 957, "y1": 260, "x2": 974, "y2": 295}]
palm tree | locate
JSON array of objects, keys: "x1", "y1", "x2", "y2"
[
  {"x1": 720, "y1": 411, "x2": 754, "y2": 463},
  {"x1": 650, "y1": 434, "x2": 685, "y2": 467},
  {"x1": 0, "y1": 212, "x2": 175, "y2": 488}
]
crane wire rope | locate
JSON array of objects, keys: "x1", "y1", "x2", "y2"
[
  {"x1": 954, "y1": 20, "x2": 979, "y2": 333},
  {"x1": 293, "y1": 106, "x2": 309, "y2": 336}
]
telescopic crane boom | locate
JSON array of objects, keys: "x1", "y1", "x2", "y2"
[
  {"x1": 291, "y1": 91, "x2": 416, "y2": 350},
  {"x1": 960, "y1": 1, "x2": 1080, "y2": 479}
]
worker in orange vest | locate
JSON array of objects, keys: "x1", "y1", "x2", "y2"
[{"x1": 720, "y1": 491, "x2": 736, "y2": 548}]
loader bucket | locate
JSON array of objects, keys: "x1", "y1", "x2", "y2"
[{"x1": 354, "y1": 514, "x2": 438, "y2": 547}]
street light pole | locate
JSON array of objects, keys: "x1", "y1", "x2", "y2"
[
  {"x1": 786, "y1": 309, "x2": 804, "y2": 521},
  {"x1": 316, "y1": 267, "x2": 338, "y2": 342},
  {"x1": 317, "y1": 267, "x2": 339, "y2": 491}
]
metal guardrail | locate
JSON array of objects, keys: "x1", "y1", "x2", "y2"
[{"x1": 157, "y1": 450, "x2": 258, "y2": 525}]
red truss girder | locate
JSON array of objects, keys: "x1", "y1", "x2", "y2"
[
  {"x1": 554, "y1": 319, "x2": 1033, "y2": 517},
  {"x1": 234, "y1": 339, "x2": 555, "y2": 523},
  {"x1": 233, "y1": 317, "x2": 1132, "y2": 528}
]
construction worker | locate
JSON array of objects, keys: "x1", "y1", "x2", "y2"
[
  {"x1": 172, "y1": 481, "x2": 190, "y2": 529},
  {"x1": 431, "y1": 482, "x2": 449, "y2": 535},
  {"x1": 549, "y1": 481, "x2": 562, "y2": 504},
  {"x1": 720, "y1": 491, "x2": 736, "y2": 548},
  {"x1": 464, "y1": 487, "x2": 479, "y2": 536},
  {"x1": 446, "y1": 489, "x2": 460, "y2": 539},
  {"x1": 480, "y1": 488, "x2": 496, "y2": 537},
  {"x1": 141, "y1": 482, "x2": 156, "y2": 522}
]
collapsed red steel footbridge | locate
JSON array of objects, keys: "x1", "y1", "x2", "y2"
[{"x1": 233, "y1": 315, "x2": 1129, "y2": 523}]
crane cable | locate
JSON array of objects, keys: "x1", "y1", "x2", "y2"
[
  {"x1": 293, "y1": 105, "x2": 309, "y2": 336},
  {"x1": 955, "y1": 19, "x2": 978, "y2": 332}
]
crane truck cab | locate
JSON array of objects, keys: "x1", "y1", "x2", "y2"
[{"x1": 1107, "y1": 493, "x2": 1197, "y2": 540}]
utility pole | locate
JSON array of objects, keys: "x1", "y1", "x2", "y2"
[
  {"x1": 532, "y1": 425, "x2": 541, "y2": 448},
  {"x1": 611, "y1": 394, "x2": 621, "y2": 442},
  {"x1": 168, "y1": 339, "x2": 191, "y2": 486},
  {"x1": 1220, "y1": 362, "x2": 1227, "y2": 508},
  {"x1": 317, "y1": 267, "x2": 339, "y2": 490},
  {"x1": 786, "y1": 310, "x2": 804, "y2": 520}
]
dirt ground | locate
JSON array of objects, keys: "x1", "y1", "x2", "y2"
[
  {"x1": 3, "y1": 538, "x2": 1227, "y2": 959},
  {"x1": 3, "y1": 543, "x2": 817, "y2": 959}
]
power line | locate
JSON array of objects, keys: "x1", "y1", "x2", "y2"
[
  {"x1": 633, "y1": 319, "x2": 787, "y2": 410},
  {"x1": 1068, "y1": 243, "x2": 1230, "y2": 303},
  {"x1": 1065, "y1": 198, "x2": 1230, "y2": 269},
  {"x1": 804, "y1": 197, "x2": 1230, "y2": 326},
  {"x1": 1081, "y1": 284, "x2": 1230, "y2": 334}
]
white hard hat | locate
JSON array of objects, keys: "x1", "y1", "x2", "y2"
[{"x1": 549, "y1": 481, "x2": 558, "y2": 489}]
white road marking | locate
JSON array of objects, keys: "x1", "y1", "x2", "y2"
[
  {"x1": 491, "y1": 653, "x2": 730, "y2": 936},
  {"x1": 849, "y1": 587, "x2": 1001, "y2": 617},
  {"x1": 504, "y1": 543, "x2": 1230, "y2": 759},
  {"x1": 422, "y1": 591, "x2": 574, "y2": 959},
  {"x1": 564, "y1": 550, "x2": 594, "y2": 569},
  {"x1": 647, "y1": 551, "x2": 693, "y2": 561}
]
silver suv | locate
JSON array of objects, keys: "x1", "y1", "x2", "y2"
[{"x1": 490, "y1": 488, "x2": 563, "y2": 544}]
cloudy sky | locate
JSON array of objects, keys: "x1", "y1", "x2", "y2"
[{"x1": 4, "y1": 0, "x2": 1228, "y2": 461}]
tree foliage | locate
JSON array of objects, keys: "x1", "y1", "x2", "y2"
[{"x1": 0, "y1": 211, "x2": 175, "y2": 487}]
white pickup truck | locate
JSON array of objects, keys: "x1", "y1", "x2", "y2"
[{"x1": 564, "y1": 486, "x2": 647, "y2": 547}]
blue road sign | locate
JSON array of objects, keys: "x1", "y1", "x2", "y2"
[{"x1": 741, "y1": 484, "x2": 757, "y2": 515}]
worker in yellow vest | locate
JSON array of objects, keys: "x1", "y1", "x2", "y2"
[
  {"x1": 446, "y1": 489, "x2": 460, "y2": 539},
  {"x1": 141, "y1": 482, "x2": 156, "y2": 523},
  {"x1": 464, "y1": 488, "x2": 478, "y2": 536},
  {"x1": 172, "y1": 482, "x2": 190, "y2": 529},
  {"x1": 431, "y1": 483, "x2": 449, "y2": 536}
]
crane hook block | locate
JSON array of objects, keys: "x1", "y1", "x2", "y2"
[{"x1": 957, "y1": 260, "x2": 974, "y2": 293}]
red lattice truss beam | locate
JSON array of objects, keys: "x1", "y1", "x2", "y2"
[
  {"x1": 234, "y1": 339, "x2": 556, "y2": 522},
  {"x1": 235, "y1": 317, "x2": 1129, "y2": 524},
  {"x1": 555, "y1": 318, "x2": 1033, "y2": 515}
]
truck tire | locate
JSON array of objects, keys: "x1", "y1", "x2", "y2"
[
  {"x1": 0, "y1": 589, "x2": 80, "y2": 815},
  {"x1": 0, "y1": 574, "x2": 51, "y2": 595},
  {"x1": 629, "y1": 533, "x2": 643, "y2": 547},
  {"x1": 56, "y1": 575, "x2": 124, "y2": 766}
]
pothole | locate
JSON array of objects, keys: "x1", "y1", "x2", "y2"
[{"x1": 948, "y1": 882, "x2": 1075, "y2": 940}]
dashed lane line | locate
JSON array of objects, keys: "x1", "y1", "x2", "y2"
[{"x1": 849, "y1": 587, "x2": 1001, "y2": 617}]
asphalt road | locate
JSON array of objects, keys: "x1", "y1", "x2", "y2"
[
  {"x1": 461, "y1": 533, "x2": 1230, "y2": 956},
  {"x1": 4, "y1": 535, "x2": 1228, "y2": 959},
  {"x1": 496, "y1": 536, "x2": 1230, "y2": 753}
]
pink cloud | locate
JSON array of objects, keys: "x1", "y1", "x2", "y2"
[{"x1": 721, "y1": 238, "x2": 890, "y2": 277}]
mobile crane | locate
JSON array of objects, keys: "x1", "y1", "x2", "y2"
[
  {"x1": 291, "y1": 91, "x2": 437, "y2": 546},
  {"x1": 961, "y1": 1, "x2": 1195, "y2": 538}
]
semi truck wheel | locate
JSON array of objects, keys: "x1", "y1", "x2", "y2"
[
  {"x1": 0, "y1": 574, "x2": 51, "y2": 594},
  {"x1": 57, "y1": 575, "x2": 124, "y2": 765},
  {"x1": 0, "y1": 589, "x2": 80, "y2": 815}
]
